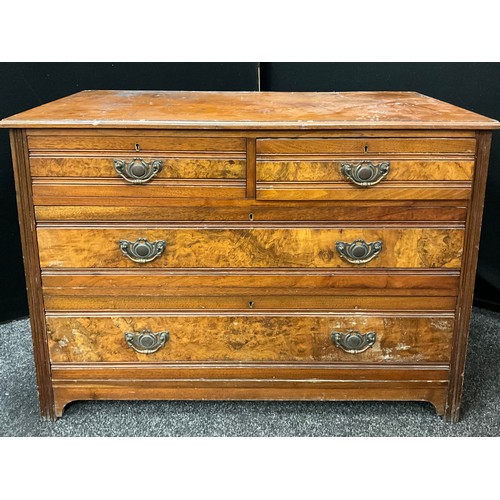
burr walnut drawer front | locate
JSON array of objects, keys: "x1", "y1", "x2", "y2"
[
  {"x1": 256, "y1": 138, "x2": 475, "y2": 201},
  {"x1": 46, "y1": 314, "x2": 454, "y2": 364},
  {"x1": 29, "y1": 135, "x2": 246, "y2": 201},
  {"x1": 36, "y1": 226, "x2": 464, "y2": 270}
]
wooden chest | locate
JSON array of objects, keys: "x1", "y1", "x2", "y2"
[{"x1": 2, "y1": 90, "x2": 498, "y2": 421}]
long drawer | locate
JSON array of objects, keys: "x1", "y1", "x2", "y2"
[
  {"x1": 34, "y1": 202, "x2": 468, "y2": 222},
  {"x1": 42, "y1": 272, "x2": 459, "y2": 312},
  {"x1": 37, "y1": 226, "x2": 464, "y2": 269},
  {"x1": 46, "y1": 314, "x2": 454, "y2": 364}
]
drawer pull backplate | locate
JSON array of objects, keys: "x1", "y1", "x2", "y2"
[
  {"x1": 114, "y1": 158, "x2": 163, "y2": 184},
  {"x1": 335, "y1": 239, "x2": 383, "y2": 264},
  {"x1": 125, "y1": 330, "x2": 169, "y2": 354},
  {"x1": 331, "y1": 330, "x2": 377, "y2": 354},
  {"x1": 119, "y1": 238, "x2": 166, "y2": 263},
  {"x1": 340, "y1": 160, "x2": 390, "y2": 186}
]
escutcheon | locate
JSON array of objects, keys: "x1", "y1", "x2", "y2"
[
  {"x1": 340, "y1": 160, "x2": 390, "y2": 186},
  {"x1": 119, "y1": 238, "x2": 166, "y2": 263},
  {"x1": 114, "y1": 158, "x2": 163, "y2": 184},
  {"x1": 125, "y1": 330, "x2": 170, "y2": 354},
  {"x1": 335, "y1": 239, "x2": 383, "y2": 264},
  {"x1": 331, "y1": 330, "x2": 377, "y2": 354}
]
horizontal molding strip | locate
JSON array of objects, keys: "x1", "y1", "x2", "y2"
[
  {"x1": 40, "y1": 268, "x2": 462, "y2": 276},
  {"x1": 44, "y1": 310, "x2": 456, "y2": 318},
  {"x1": 256, "y1": 181, "x2": 472, "y2": 188},
  {"x1": 257, "y1": 153, "x2": 476, "y2": 161},
  {"x1": 41, "y1": 268, "x2": 461, "y2": 276},
  {"x1": 30, "y1": 152, "x2": 246, "y2": 159},
  {"x1": 32, "y1": 178, "x2": 246, "y2": 187},
  {"x1": 26, "y1": 129, "x2": 477, "y2": 137},
  {"x1": 35, "y1": 221, "x2": 466, "y2": 229},
  {"x1": 51, "y1": 361, "x2": 450, "y2": 371}
]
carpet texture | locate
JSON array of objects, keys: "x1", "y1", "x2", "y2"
[{"x1": 1, "y1": 307, "x2": 499, "y2": 436}]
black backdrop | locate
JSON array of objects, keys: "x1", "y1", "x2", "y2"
[{"x1": 1, "y1": 62, "x2": 499, "y2": 322}]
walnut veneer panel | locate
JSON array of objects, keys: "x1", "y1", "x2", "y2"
[
  {"x1": 46, "y1": 315, "x2": 454, "y2": 364},
  {"x1": 30, "y1": 157, "x2": 246, "y2": 179},
  {"x1": 37, "y1": 227, "x2": 464, "y2": 269},
  {"x1": 256, "y1": 160, "x2": 474, "y2": 182}
]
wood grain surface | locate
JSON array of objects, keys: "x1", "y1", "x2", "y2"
[
  {"x1": 37, "y1": 226, "x2": 465, "y2": 269},
  {"x1": 256, "y1": 138, "x2": 476, "y2": 155},
  {"x1": 51, "y1": 363, "x2": 450, "y2": 382},
  {"x1": 256, "y1": 160, "x2": 474, "y2": 181},
  {"x1": 42, "y1": 271, "x2": 460, "y2": 294},
  {"x1": 27, "y1": 135, "x2": 246, "y2": 152},
  {"x1": 42, "y1": 294, "x2": 457, "y2": 312},
  {"x1": 30, "y1": 157, "x2": 246, "y2": 179},
  {"x1": 256, "y1": 184, "x2": 470, "y2": 201},
  {"x1": 32, "y1": 180, "x2": 246, "y2": 201},
  {"x1": 46, "y1": 315, "x2": 454, "y2": 363},
  {"x1": 34, "y1": 204, "x2": 468, "y2": 222},
  {"x1": 2, "y1": 91, "x2": 498, "y2": 129}
]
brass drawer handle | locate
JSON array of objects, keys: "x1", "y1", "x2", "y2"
[
  {"x1": 119, "y1": 238, "x2": 166, "y2": 263},
  {"x1": 340, "y1": 161, "x2": 390, "y2": 186},
  {"x1": 336, "y1": 239, "x2": 382, "y2": 264},
  {"x1": 125, "y1": 329, "x2": 169, "y2": 354},
  {"x1": 114, "y1": 158, "x2": 163, "y2": 184},
  {"x1": 331, "y1": 330, "x2": 376, "y2": 354}
]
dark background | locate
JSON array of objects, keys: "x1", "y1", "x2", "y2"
[{"x1": 1, "y1": 62, "x2": 499, "y2": 322}]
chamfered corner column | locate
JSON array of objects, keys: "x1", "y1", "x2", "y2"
[
  {"x1": 9, "y1": 128, "x2": 56, "y2": 421},
  {"x1": 445, "y1": 130, "x2": 492, "y2": 423}
]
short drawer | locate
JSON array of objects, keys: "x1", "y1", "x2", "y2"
[
  {"x1": 255, "y1": 138, "x2": 475, "y2": 202},
  {"x1": 37, "y1": 226, "x2": 464, "y2": 270},
  {"x1": 29, "y1": 134, "x2": 247, "y2": 202},
  {"x1": 46, "y1": 314, "x2": 454, "y2": 363}
]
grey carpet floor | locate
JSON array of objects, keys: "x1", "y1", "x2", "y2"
[{"x1": 1, "y1": 307, "x2": 499, "y2": 436}]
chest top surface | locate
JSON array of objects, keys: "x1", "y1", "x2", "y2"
[{"x1": 1, "y1": 90, "x2": 499, "y2": 130}]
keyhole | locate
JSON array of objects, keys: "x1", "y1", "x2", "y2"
[
  {"x1": 364, "y1": 145, "x2": 368, "y2": 153},
  {"x1": 249, "y1": 213, "x2": 254, "y2": 221},
  {"x1": 248, "y1": 301, "x2": 254, "y2": 309},
  {"x1": 135, "y1": 143, "x2": 141, "y2": 152}
]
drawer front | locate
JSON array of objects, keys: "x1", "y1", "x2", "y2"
[
  {"x1": 34, "y1": 203, "x2": 468, "y2": 222},
  {"x1": 37, "y1": 227, "x2": 464, "y2": 269},
  {"x1": 46, "y1": 315, "x2": 454, "y2": 363},
  {"x1": 43, "y1": 294, "x2": 457, "y2": 312},
  {"x1": 42, "y1": 272, "x2": 458, "y2": 312}
]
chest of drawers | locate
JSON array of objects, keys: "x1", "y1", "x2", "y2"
[{"x1": 2, "y1": 90, "x2": 498, "y2": 421}]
